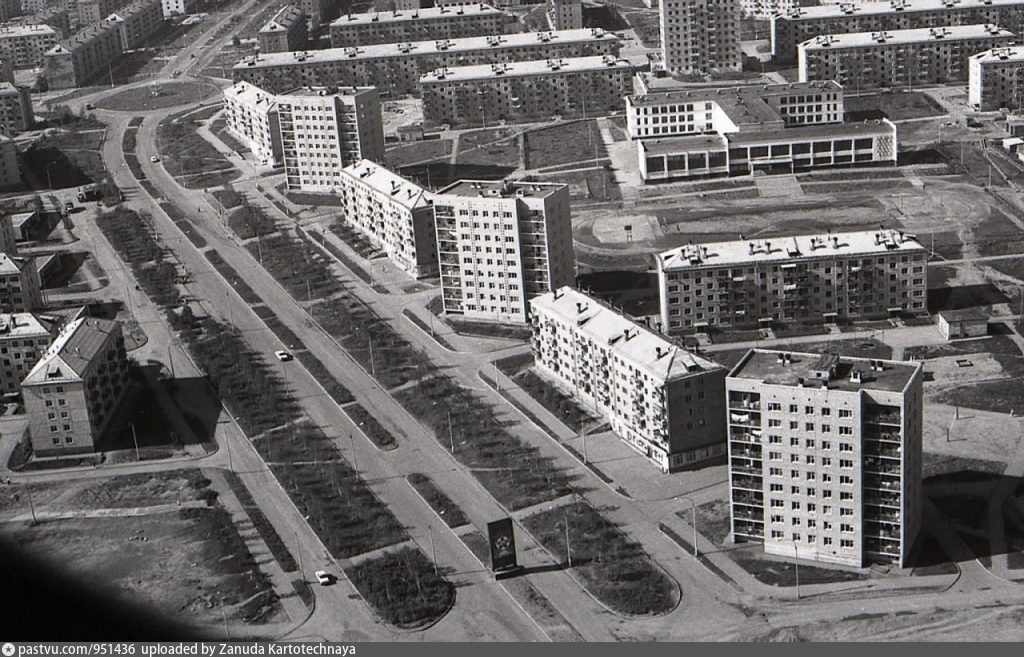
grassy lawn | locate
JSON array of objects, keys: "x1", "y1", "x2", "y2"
[
  {"x1": 974, "y1": 210, "x2": 1024, "y2": 257},
  {"x1": 384, "y1": 139, "x2": 452, "y2": 168},
  {"x1": 533, "y1": 167, "x2": 621, "y2": 201},
  {"x1": 727, "y1": 544, "x2": 871, "y2": 587},
  {"x1": 95, "y1": 82, "x2": 218, "y2": 111},
  {"x1": 248, "y1": 230, "x2": 344, "y2": 301},
  {"x1": 456, "y1": 129, "x2": 521, "y2": 168},
  {"x1": 512, "y1": 367, "x2": 594, "y2": 433},
  {"x1": 228, "y1": 202, "x2": 277, "y2": 240},
  {"x1": 524, "y1": 120, "x2": 606, "y2": 169},
  {"x1": 523, "y1": 502, "x2": 679, "y2": 616},
  {"x1": 205, "y1": 250, "x2": 263, "y2": 305},
  {"x1": 407, "y1": 473, "x2": 469, "y2": 528},
  {"x1": 344, "y1": 547, "x2": 454, "y2": 629},
  {"x1": 693, "y1": 499, "x2": 733, "y2": 547},
  {"x1": 156, "y1": 109, "x2": 240, "y2": 189},
  {"x1": 935, "y1": 377, "x2": 1024, "y2": 416},
  {"x1": 344, "y1": 402, "x2": 398, "y2": 450},
  {"x1": 212, "y1": 187, "x2": 245, "y2": 209},
  {"x1": 96, "y1": 207, "x2": 182, "y2": 308}
]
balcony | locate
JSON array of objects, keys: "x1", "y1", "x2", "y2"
[
  {"x1": 731, "y1": 464, "x2": 761, "y2": 476},
  {"x1": 731, "y1": 475, "x2": 761, "y2": 491},
  {"x1": 731, "y1": 446, "x2": 762, "y2": 459},
  {"x1": 865, "y1": 444, "x2": 901, "y2": 459},
  {"x1": 865, "y1": 430, "x2": 901, "y2": 443},
  {"x1": 732, "y1": 507, "x2": 763, "y2": 520},
  {"x1": 865, "y1": 410, "x2": 902, "y2": 426},
  {"x1": 864, "y1": 475, "x2": 900, "y2": 491},
  {"x1": 729, "y1": 411, "x2": 760, "y2": 427},
  {"x1": 865, "y1": 491, "x2": 900, "y2": 507},
  {"x1": 864, "y1": 459, "x2": 901, "y2": 476},
  {"x1": 730, "y1": 428, "x2": 762, "y2": 443}
]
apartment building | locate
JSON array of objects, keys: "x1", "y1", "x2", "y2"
[
  {"x1": 77, "y1": 0, "x2": 130, "y2": 23},
  {"x1": 626, "y1": 80, "x2": 845, "y2": 140},
  {"x1": 727, "y1": 349, "x2": 923, "y2": 567},
  {"x1": 336, "y1": 160, "x2": 438, "y2": 278},
  {"x1": 233, "y1": 28, "x2": 621, "y2": 95},
  {"x1": 7, "y1": 6, "x2": 71, "y2": 39},
  {"x1": 0, "y1": 82, "x2": 32, "y2": 135},
  {"x1": 222, "y1": 80, "x2": 282, "y2": 166},
  {"x1": 548, "y1": 0, "x2": 582, "y2": 30},
  {"x1": 0, "y1": 0, "x2": 20, "y2": 22},
  {"x1": 772, "y1": 0, "x2": 1024, "y2": 64},
  {"x1": 107, "y1": 0, "x2": 165, "y2": 51},
  {"x1": 656, "y1": 229, "x2": 927, "y2": 334},
  {"x1": 0, "y1": 57, "x2": 12, "y2": 82},
  {"x1": 329, "y1": 4, "x2": 514, "y2": 48},
  {"x1": 437, "y1": 0, "x2": 522, "y2": 6},
  {"x1": 0, "y1": 209, "x2": 17, "y2": 254},
  {"x1": 297, "y1": 0, "x2": 336, "y2": 29},
  {"x1": 0, "y1": 132, "x2": 18, "y2": 190},
  {"x1": 798, "y1": 24, "x2": 1015, "y2": 90},
  {"x1": 969, "y1": 46, "x2": 1024, "y2": 110},
  {"x1": 433, "y1": 180, "x2": 575, "y2": 324},
  {"x1": 660, "y1": 0, "x2": 741, "y2": 74},
  {"x1": 741, "y1": 0, "x2": 815, "y2": 20},
  {"x1": 161, "y1": 0, "x2": 195, "y2": 16},
  {"x1": 277, "y1": 86, "x2": 384, "y2": 191},
  {"x1": 43, "y1": 17, "x2": 123, "y2": 89},
  {"x1": 0, "y1": 252, "x2": 41, "y2": 312},
  {"x1": 0, "y1": 23, "x2": 58, "y2": 68},
  {"x1": 420, "y1": 55, "x2": 635, "y2": 127},
  {"x1": 258, "y1": 4, "x2": 307, "y2": 54},
  {"x1": 531, "y1": 287, "x2": 728, "y2": 472},
  {"x1": 0, "y1": 312, "x2": 51, "y2": 394},
  {"x1": 22, "y1": 317, "x2": 130, "y2": 456}
]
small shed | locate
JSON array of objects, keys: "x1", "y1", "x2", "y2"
[
  {"x1": 937, "y1": 308, "x2": 989, "y2": 341},
  {"x1": 1007, "y1": 115, "x2": 1024, "y2": 137},
  {"x1": 1002, "y1": 137, "x2": 1024, "y2": 153}
]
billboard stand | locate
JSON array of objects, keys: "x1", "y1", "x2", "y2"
[{"x1": 487, "y1": 517, "x2": 524, "y2": 580}]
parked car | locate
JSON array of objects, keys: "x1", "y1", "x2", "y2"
[
  {"x1": 64, "y1": 201, "x2": 75, "y2": 213},
  {"x1": 314, "y1": 570, "x2": 334, "y2": 586},
  {"x1": 150, "y1": 155, "x2": 160, "y2": 163},
  {"x1": 274, "y1": 350, "x2": 293, "y2": 362}
]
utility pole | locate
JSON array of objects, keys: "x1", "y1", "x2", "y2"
[
  {"x1": 295, "y1": 530, "x2": 303, "y2": 576},
  {"x1": 794, "y1": 543, "x2": 801, "y2": 600},
  {"x1": 26, "y1": 486, "x2": 37, "y2": 524},
  {"x1": 167, "y1": 345, "x2": 176, "y2": 379},
  {"x1": 428, "y1": 524, "x2": 438, "y2": 574},
  {"x1": 581, "y1": 423, "x2": 588, "y2": 464},
  {"x1": 447, "y1": 409, "x2": 454, "y2": 452},
  {"x1": 564, "y1": 514, "x2": 572, "y2": 567},
  {"x1": 348, "y1": 432, "x2": 358, "y2": 472},
  {"x1": 130, "y1": 423, "x2": 141, "y2": 462},
  {"x1": 367, "y1": 332, "x2": 375, "y2": 376},
  {"x1": 679, "y1": 497, "x2": 698, "y2": 557}
]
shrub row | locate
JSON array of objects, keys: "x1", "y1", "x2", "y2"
[
  {"x1": 344, "y1": 403, "x2": 397, "y2": 450},
  {"x1": 95, "y1": 207, "x2": 182, "y2": 308},
  {"x1": 345, "y1": 547, "x2": 454, "y2": 629},
  {"x1": 406, "y1": 473, "x2": 468, "y2": 528},
  {"x1": 221, "y1": 470, "x2": 299, "y2": 573}
]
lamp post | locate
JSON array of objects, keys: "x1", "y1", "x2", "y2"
[{"x1": 677, "y1": 496, "x2": 698, "y2": 558}]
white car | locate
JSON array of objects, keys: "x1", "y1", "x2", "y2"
[
  {"x1": 314, "y1": 570, "x2": 333, "y2": 586},
  {"x1": 150, "y1": 155, "x2": 160, "y2": 163},
  {"x1": 274, "y1": 350, "x2": 293, "y2": 362}
]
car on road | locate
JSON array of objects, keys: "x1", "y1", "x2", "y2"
[
  {"x1": 150, "y1": 155, "x2": 160, "y2": 163},
  {"x1": 64, "y1": 202, "x2": 75, "y2": 213},
  {"x1": 274, "y1": 350, "x2": 293, "y2": 362},
  {"x1": 84, "y1": 103, "x2": 94, "y2": 110},
  {"x1": 314, "y1": 570, "x2": 334, "y2": 586}
]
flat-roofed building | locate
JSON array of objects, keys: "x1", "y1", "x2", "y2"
[
  {"x1": 297, "y1": 0, "x2": 336, "y2": 29},
  {"x1": 222, "y1": 80, "x2": 282, "y2": 166},
  {"x1": 0, "y1": 0, "x2": 20, "y2": 22},
  {"x1": 277, "y1": 86, "x2": 384, "y2": 191},
  {"x1": 548, "y1": 0, "x2": 582, "y2": 30},
  {"x1": 660, "y1": 0, "x2": 741, "y2": 74},
  {"x1": 0, "y1": 57, "x2": 12, "y2": 83},
  {"x1": 258, "y1": 4, "x2": 307, "y2": 54},
  {"x1": 727, "y1": 349, "x2": 923, "y2": 567},
  {"x1": 0, "y1": 23, "x2": 57, "y2": 68},
  {"x1": 107, "y1": 0, "x2": 165, "y2": 51},
  {"x1": 233, "y1": 28, "x2": 621, "y2": 95},
  {"x1": 626, "y1": 80, "x2": 845, "y2": 140},
  {"x1": 420, "y1": 55, "x2": 635, "y2": 127},
  {"x1": 77, "y1": 0, "x2": 130, "y2": 24},
  {"x1": 43, "y1": 16, "x2": 122, "y2": 89},
  {"x1": 433, "y1": 179, "x2": 575, "y2": 324},
  {"x1": 772, "y1": 0, "x2": 1024, "y2": 64},
  {"x1": 0, "y1": 251, "x2": 41, "y2": 312},
  {"x1": 7, "y1": 7, "x2": 71, "y2": 39},
  {"x1": 969, "y1": 46, "x2": 1024, "y2": 110},
  {"x1": 0, "y1": 312, "x2": 52, "y2": 394},
  {"x1": 22, "y1": 317, "x2": 130, "y2": 456},
  {"x1": 531, "y1": 287, "x2": 728, "y2": 472},
  {"x1": 0, "y1": 132, "x2": 18, "y2": 190},
  {"x1": 0, "y1": 81, "x2": 32, "y2": 135},
  {"x1": 161, "y1": 0, "x2": 195, "y2": 16},
  {"x1": 329, "y1": 4, "x2": 514, "y2": 48},
  {"x1": 639, "y1": 119, "x2": 897, "y2": 181},
  {"x1": 656, "y1": 228, "x2": 927, "y2": 334},
  {"x1": 798, "y1": 24, "x2": 1014, "y2": 90},
  {"x1": 336, "y1": 160, "x2": 438, "y2": 278},
  {"x1": 741, "y1": 0, "x2": 815, "y2": 20}
]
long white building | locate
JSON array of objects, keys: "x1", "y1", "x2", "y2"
[
  {"x1": 336, "y1": 160, "x2": 438, "y2": 279},
  {"x1": 531, "y1": 288, "x2": 728, "y2": 472},
  {"x1": 727, "y1": 349, "x2": 923, "y2": 567},
  {"x1": 223, "y1": 81, "x2": 281, "y2": 166},
  {"x1": 656, "y1": 229, "x2": 928, "y2": 334},
  {"x1": 798, "y1": 24, "x2": 1015, "y2": 90},
  {"x1": 329, "y1": 4, "x2": 514, "y2": 48},
  {"x1": 969, "y1": 46, "x2": 1024, "y2": 110},
  {"x1": 233, "y1": 28, "x2": 621, "y2": 95},
  {"x1": 433, "y1": 180, "x2": 575, "y2": 325}
]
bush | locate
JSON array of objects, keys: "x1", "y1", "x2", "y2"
[
  {"x1": 249, "y1": 230, "x2": 343, "y2": 301},
  {"x1": 95, "y1": 207, "x2": 180, "y2": 308},
  {"x1": 407, "y1": 473, "x2": 468, "y2": 528},
  {"x1": 344, "y1": 547, "x2": 453, "y2": 628},
  {"x1": 345, "y1": 403, "x2": 397, "y2": 450},
  {"x1": 228, "y1": 202, "x2": 276, "y2": 240}
]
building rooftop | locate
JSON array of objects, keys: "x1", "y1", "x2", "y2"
[
  {"x1": 0, "y1": 81, "x2": 22, "y2": 96},
  {"x1": 277, "y1": 85, "x2": 376, "y2": 98},
  {"x1": 421, "y1": 55, "x2": 633, "y2": 82},
  {"x1": 938, "y1": 307, "x2": 989, "y2": 321},
  {"x1": 531, "y1": 287, "x2": 725, "y2": 383},
  {"x1": 640, "y1": 134, "x2": 728, "y2": 155},
  {"x1": 658, "y1": 227, "x2": 925, "y2": 271},
  {"x1": 0, "y1": 313, "x2": 50, "y2": 339},
  {"x1": 0, "y1": 23, "x2": 56, "y2": 37},
  {"x1": 799, "y1": 24, "x2": 1012, "y2": 50},
  {"x1": 341, "y1": 159, "x2": 432, "y2": 211},
  {"x1": 729, "y1": 349, "x2": 920, "y2": 394},
  {"x1": 260, "y1": 4, "x2": 305, "y2": 34},
  {"x1": 725, "y1": 118, "x2": 895, "y2": 145},
  {"x1": 331, "y1": 3, "x2": 506, "y2": 26},
  {"x1": 776, "y1": 0, "x2": 1024, "y2": 21},
  {"x1": 971, "y1": 46, "x2": 1024, "y2": 64},
  {"x1": 223, "y1": 80, "x2": 277, "y2": 108},
  {"x1": 0, "y1": 253, "x2": 32, "y2": 275},
  {"x1": 629, "y1": 80, "x2": 842, "y2": 108},
  {"x1": 438, "y1": 179, "x2": 567, "y2": 199},
  {"x1": 22, "y1": 317, "x2": 121, "y2": 385},
  {"x1": 235, "y1": 28, "x2": 618, "y2": 68}
]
